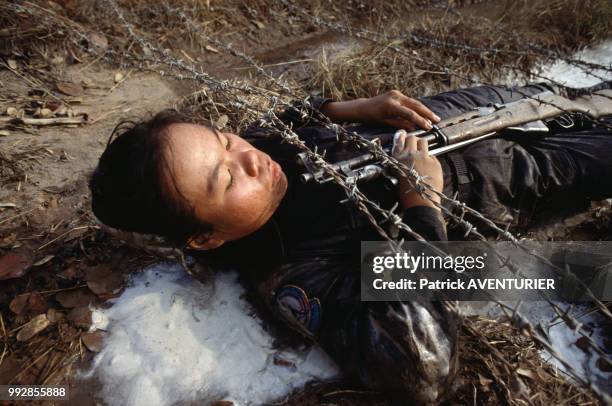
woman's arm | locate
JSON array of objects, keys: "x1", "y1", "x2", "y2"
[{"x1": 320, "y1": 90, "x2": 441, "y2": 131}]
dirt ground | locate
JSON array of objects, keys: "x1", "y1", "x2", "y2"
[{"x1": 1, "y1": 0, "x2": 611, "y2": 404}]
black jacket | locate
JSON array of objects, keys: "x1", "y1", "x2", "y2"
[{"x1": 195, "y1": 83, "x2": 612, "y2": 404}]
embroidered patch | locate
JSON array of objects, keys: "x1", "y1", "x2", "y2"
[{"x1": 275, "y1": 285, "x2": 321, "y2": 337}]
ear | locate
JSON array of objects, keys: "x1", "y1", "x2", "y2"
[{"x1": 186, "y1": 232, "x2": 226, "y2": 250}]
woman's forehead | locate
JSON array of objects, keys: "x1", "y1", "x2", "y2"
[{"x1": 163, "y1": 124, "x2": 219, "y2": 198}]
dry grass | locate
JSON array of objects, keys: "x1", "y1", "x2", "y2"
[
  {"x1": 454, "y1": 316, "x2": 600, "y2": 405},
  {"x1": 305, "y1": 0, "x2": 612, "y2": 100},
  {"x1": 1, "y1": 1, "x2": 610, "y2": 404}
]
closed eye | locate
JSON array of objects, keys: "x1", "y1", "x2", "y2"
[{"x1": 227, "y1": 168, "x2": 233, "y2": 190}]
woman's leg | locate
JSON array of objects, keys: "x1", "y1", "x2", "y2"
[
  {"x1": 443, "y1": 118, "x2": 612, "y2": 228},
  {"x1": 419, "y1": 83, "x2": 553, "y2": 119}
]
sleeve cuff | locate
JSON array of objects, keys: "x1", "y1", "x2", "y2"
[{"x1": 402, "y1": 206, "x2": 448, "y2": 241}]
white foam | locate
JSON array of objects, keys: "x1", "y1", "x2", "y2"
[
  {"x1": 537, "y1": 40, "x2": 612, "y2": 88},
  {"x1": 85, "y1": 263, "x2": 339, "y2": 406}
]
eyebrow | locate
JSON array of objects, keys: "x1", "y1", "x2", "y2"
[{"x1": 207, "y1": 128, "x2": 224, "y2": 194}]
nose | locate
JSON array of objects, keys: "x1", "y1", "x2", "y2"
[{"x1": 240, "y1": 149, "x2": 261, "y2": 178}]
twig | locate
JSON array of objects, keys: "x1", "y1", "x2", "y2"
[
  {"x1": 0, "y1": 116, "x2": 87, "y2": 127},
  {"x1": 0, "y1": 312, "x2": 9, "y2": 367},
  {"x1": 0, "y1": 208, "x2": 36, "y2": 226},
  {"x1": 37, "y1": 225, "x2": 97, "y2": 251},
  {"x1": 9, "y1": 346, "x2": 55, "y2": 384}
]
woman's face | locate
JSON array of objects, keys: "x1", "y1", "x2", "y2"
[{"x1": 162, "y1": 123, "x2": 288, "y2": 249}]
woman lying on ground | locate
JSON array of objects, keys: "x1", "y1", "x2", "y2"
[{"x1": 89, "y1": 82, "x2": 612, "y2": 404}]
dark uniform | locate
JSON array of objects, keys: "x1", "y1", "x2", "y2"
[{"x1": 195, "y1": 83, "x2": 612, "y2": 404}]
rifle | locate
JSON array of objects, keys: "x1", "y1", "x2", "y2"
[{"x1": 297, "y1": 89, "x2": 612, "y2": 186}]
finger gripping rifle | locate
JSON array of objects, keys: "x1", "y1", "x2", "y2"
[{"x1": 297, "y1": 89, "x2": 612, "y2": 185}]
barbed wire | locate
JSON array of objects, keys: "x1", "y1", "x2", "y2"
[
  {"x1": 9, "y1": 0, "x2": 609, "y2": 401},
  {"x1": 105, "y1": 0, "x2": 612, "y2": 372},
  {"x1": 280, "y1": 0, "x2": 612, "y2": 362}
]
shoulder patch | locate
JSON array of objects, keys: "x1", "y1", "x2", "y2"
[{"x1": 275, "y1": 285, "x2": 321, "y2": 338}]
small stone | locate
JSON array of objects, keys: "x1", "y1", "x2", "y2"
[
  {"x1": 114, "y1": 72, "x2": 123, "y2": 83},
  {"x1": 7, "y1": 59, "x2": 17, "y2": 70},
  {"x1": 17, "y1": 314, "x2": 50, "y2": 342},
  {"x1": 6, "y1": 107, "x2": 18, "y2": 117},
  {"x1": 40, "y1": 108, "x2": 53, "y2": 118}
]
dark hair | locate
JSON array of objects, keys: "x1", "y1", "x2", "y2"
[{"x1": 89, "y1": 109, "x2": 213, "y2": 245}]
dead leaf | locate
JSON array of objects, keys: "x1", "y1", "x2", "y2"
[
  {"x1": 516, "y1": 368, "x2": 536, "y2": 380},
  {"x1": 82, "y1": 331, "x2": 105, "y2": 352},
  {"x1": 67, "y1": 306, "x2": 92, "y2": 328},
  {"x1": 0, "y1": 253, "x2": 33, "y2": 280},
  {"x1": 6, "y1": 107, "x2": 18, "y2": 117},
  {"x1": 214, "y1": 114, "x2": 229, "y2": 130},
  {"x1": 575, "y1": 336, "x2": 590, "y2": 353},
  {"x1": 7, "y1": 59, "x2": 17, "y2": 70},
  {"x1": 597, "y1": 356, "x2": 612, "y2": 372},
  {"x1": 58, "y1": 264, "x2": 79, "y2": 280},
  {"x1": 477, "y1": 373, "x2": 493, "y2": 392},
  {"x1": 510, "y1": 375, "x2": 530, "y2": 398},
  {"x1": 273, "y1": 354, "x2": 296, "y2": 369},
  {"x1": 33, "y1": 254, "x2": 54, "y2": 267},
  {"x1": 17, "y1": 314, "x2": 50, "y2": 342},
  {"x1": 46, "y1": 308, "x2": 64, "y2": 323},
  {"x1": 252, "y1": 20, "x2": 265, "y2": 29},
  {"x1": 204, "y1": 45, "x2": 219, "y2": 53},
  {"x1": 56, "y1": 82, "x2": 84, "y2": 97},
  {"x1": 87, "y1": 272, "x2": 123, "y2": 298},
  {"x1": 85, "y1": 265, "x2": 124, "y2": 298},
  {"x1": 56, "y1": 289, "x2": 95, "y2": 308},
  {"x1": 0, "y1": 354, "x2": 19, "y2": 383},
  {"x1": 10, "y1": 292, "x2": 48, "y2": 316}
]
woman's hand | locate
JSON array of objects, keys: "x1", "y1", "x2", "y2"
[
  {"x1": 392, "y1": 130, "x2": 443, "y2": 210},
  {"x1": 321, "y1": 90, "x2": 440, "y2": 131}
]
